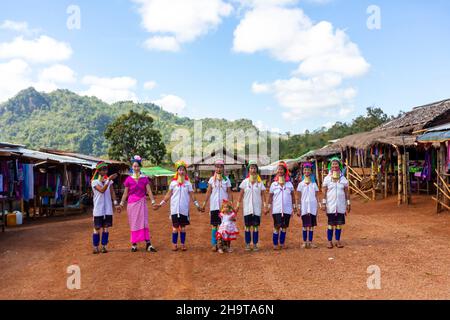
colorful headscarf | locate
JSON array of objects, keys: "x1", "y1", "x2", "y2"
[
  {"x1": 213, "y1": 159, "x2": 228, "y2": 182},
  {"x1": 302, "y1": 162, "x2": 316, "y2": 184},
  {"x1": 274, "y1": 161, "x2": 290, "y2": 183},
  {"x1": 173, "y1": 160, "x2": 189, "y2": 185},
  {"x1": 328, "y1": 156, "x2": 343, "y2": 171},
  {"x1": 91, "y1": 161, "x2": 108, "y2": 182}
]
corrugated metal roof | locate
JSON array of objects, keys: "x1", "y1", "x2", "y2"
[
  {"x1": 0, "y1": 146, "x2": 96, "y2": 167},
  {"x1": 417, "y1": 130, "x2": 450, "y2": 143}
]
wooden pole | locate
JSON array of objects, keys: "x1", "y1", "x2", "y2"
[{"x1": 396, "y1": 146, "x2": 402, "y2": 206}]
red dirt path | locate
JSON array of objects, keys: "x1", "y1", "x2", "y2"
[{"x1": 1, "y1": 193, "x2": 450, "y2": 300}]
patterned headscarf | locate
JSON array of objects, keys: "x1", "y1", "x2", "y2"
[
  {"x1": 274, "y1": 161, "x2": 290, "y2": 183},
  {"x1": 173, "y1": 160, "x2": 189, "y2": 184},
  {"x1": 213, "y1": 159, "x2": 228, "y2": 182},
  {"x1": 91, "y1": 161, "x2": 108, "y2": 182},
  {"x1": 328, "y1": 156, "x2": 343, "y2": 171}
]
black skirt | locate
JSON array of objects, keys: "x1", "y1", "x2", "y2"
[
  {"x1": 171, "y1": 214, "x2": 190, "y2": 228},
  {"x1": 327, "y1": 213, "x2": 346, "y2": 226},
  {"x1": 272, "y1": 213, "x2": 291, "y2": 228},
  {"x1": 93, "y1": 215, "x2": 113, "y2": 229},
  {"x1": 301, "y1": 214, "x2": 317, "y2": 228},
  {"x1": 244, "y1": 214, "x2": 261, "y2": 227}
]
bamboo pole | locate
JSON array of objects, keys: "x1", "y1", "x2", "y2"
[
  {"x1": 348, "y1": 180, "x2": 371, "y2": 201},
  {"x1": 395, "y1": 146, "x2": 402, "y2": 206},
  {"x1": 432, "y1": 197, "x2": 450, "y2": 211},
  {"x1": 434, "y1": 183, "x2": 450, "y2": 201}
]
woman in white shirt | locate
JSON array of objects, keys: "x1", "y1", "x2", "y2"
[
  {"x1": 201, "y1": 159, "x2": 234, "y2": 252},
  {"x1": 322, "y1": 157, "x2": 351, "y2": 249},
  {"x1": 236, "y1": 160, "x2": 266, "y2": 251},
  {"x1": 266, "y1": 161, "x2": 297, "y2": 250},
  {"x1": 296, "y1": 162, "x2": 319, "y2": 249},
  {"x1": 154, "y1": 161, "x2": 201, "y2": 251}
]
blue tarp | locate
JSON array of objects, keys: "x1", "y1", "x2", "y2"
[{"x1": 417, "y1": 130, "x2": 450, "y2": 143}]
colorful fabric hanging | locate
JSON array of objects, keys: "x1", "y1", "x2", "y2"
[{"x1": 22, "y1": 164, "x2": 35, "y2": 201}]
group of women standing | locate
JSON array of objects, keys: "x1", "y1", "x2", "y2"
[{"x1": 89, "y1": 156, "x2": 351, "y2": 254}]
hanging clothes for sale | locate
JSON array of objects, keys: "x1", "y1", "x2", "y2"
[{"x1": 22, "y1": 164, "x2": 35, "y2": 201}]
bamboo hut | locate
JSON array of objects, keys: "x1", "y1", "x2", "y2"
[
  {"x1": 331, "y1": 99, "x2": 450, "y2": 204},
  {"x1": 417, "y1": 123, "x2": 450, "y2": 212}
]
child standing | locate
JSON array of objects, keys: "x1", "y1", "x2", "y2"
[
  {"x1": 236, "y1": 160, "x2": 266, "y2": 251},
  {"x1": 202, "y1": 159, "x2": 233, "y2": 252},
  {"x1": 266, "y1": 161, "x2": 297, "y2": 250},
  {"x1": 322, "y1": 157, "x2": 351, "y2": 249},
  {"x1": 154, "y1": 160, "x2": 201, "y2": 251},
  {"x1": 296, "y1": 162, "x2": 319, "y2": 249},
  {"x1": 216, "y1": 199, "x2": 239, "y2": 254},
  {"x1": 91, "y1": 161, "x2": 119, "y2": 254}
]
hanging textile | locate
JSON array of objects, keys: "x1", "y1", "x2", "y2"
[
  {"x1": 421, "y1": 149, "x2": 432, "y2": 182},
  {"x1": 22, "y1": 164, "x2": 35, "y2": 201}
]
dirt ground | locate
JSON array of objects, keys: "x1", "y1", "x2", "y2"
[{"x1": 1, "y1": 192, "x2": 450, "y2": 300}]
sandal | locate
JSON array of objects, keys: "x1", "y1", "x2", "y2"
[{"x1": 327, "y1": 242, "x2": 334, "y2": 249}]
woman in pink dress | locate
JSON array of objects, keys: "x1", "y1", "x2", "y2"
[{"x1": 119, "y1": 156, "x2": 157, "y2": 252}]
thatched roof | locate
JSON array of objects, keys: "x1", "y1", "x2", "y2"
[
  {"x1": 333, "y1": 128, "x2": 418, "y2": 149},
  {"x1": 307, "y1": 145, "x2": 341, "y2": 158},
  {"x1": 374, "y1": 99, "x2": 450, "y2": 132}
]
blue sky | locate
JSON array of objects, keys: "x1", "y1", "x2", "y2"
[{"x1": 0, "y1": 0, "x2": 449, "y2": 134}]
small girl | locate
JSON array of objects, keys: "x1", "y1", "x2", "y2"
[{"x1": 216, "y1": 200, "x2": 239, "y2": 254}]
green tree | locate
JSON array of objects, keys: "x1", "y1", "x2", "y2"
[{"x1": 104, "y1": 110, "x2": 167, "y2": 164}]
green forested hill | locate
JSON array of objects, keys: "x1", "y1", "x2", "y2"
[
  {"x1": 0, "y1": 87, "x2": 396, "y2": 160},
  {"x1": 0, "y1": 87, "x2": 259, "y2": 157}
]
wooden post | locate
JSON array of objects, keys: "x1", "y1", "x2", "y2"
[
  {"x1": 396, "y1": 147, "x2": 402, "y2": 206},
  {"x1": 348, "y1": 149, "x2": 352, "y2": 195}
]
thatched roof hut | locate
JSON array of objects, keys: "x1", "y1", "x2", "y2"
[
  {"x1": 331, "y1": 99, "x2": 450, "y2": 150},
  {"x1": 375, "y1": 99, "x2": 450, "y2": 132}
]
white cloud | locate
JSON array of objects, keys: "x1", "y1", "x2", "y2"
[
  {"x1": 144, "y1": 36, "x2": 180, "y2": 52},
  {"x1": 34, "y1": 64, "x2": 77, "y2": 93},
  {"x1": 0, "y1": 59, "x2": 33, "y2": 102},
  {"x1": 39, "y1": 64, "x2": 76, "y2": 84},
  {"x1": 143, "y1": 80, "x2": 157, "y2": 90},
  {"x1": 0, "y1": 35, "x2": 72, "y2": 64},
  {"x1": 153, "y1": 94, "x2": 186, "y2": 114},
  {"x1": 81, "y1": 76, "x2": 138, "y2": 103},
  {"x1": 0, "y1": 20, "x2": 41, "y2": 35},
  {"x1": 252, "y1": 82, "x2": 270, "y2": 93},
  {"x1": 134, "y1": 0, "x2": 233, "y2": 51},
  {"x1": 256, "y1": 74, "x2": 357, "y2": 120},
  {"x1": 234, "y1": 2, "x2": 369, "y2": 121}
]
